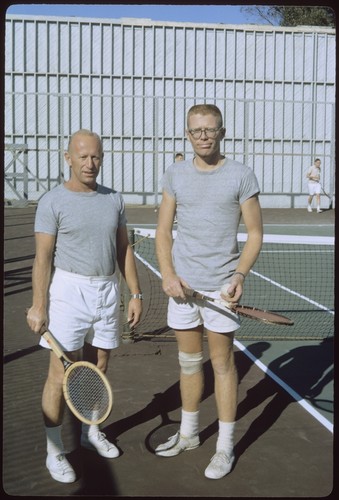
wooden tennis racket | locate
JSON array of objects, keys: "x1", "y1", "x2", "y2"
[
  {"x1": 26, "y1": 311, "x2": 113, "y2": 425},
  {"x1": 319, "y1": 184, "x2": 333, "y2": 209},
  {"x1": 183, "y1": 288, "x2": 294, "y2": 326},
  {"x1": 310, "y1": 179, "x2": 333, "y2": 209}
]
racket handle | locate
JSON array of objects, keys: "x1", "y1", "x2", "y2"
[
  {"x1": 183, "y1": 288, "x2": 203, "y2": 300},
  {"x1": 41, "y1": 330, "x2": 67, "y2": 360},
  {"x1": 25, "y1": 308, "x2": 72, "y2": 363},
  {"x1": 184, "y1": 288, "x2": 235, "y2": 311}
]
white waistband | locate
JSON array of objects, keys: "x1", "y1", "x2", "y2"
[{"x1": 54, "y1": 267, "x2": 116, "y2": 282}]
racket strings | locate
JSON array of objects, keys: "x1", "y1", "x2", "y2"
[{"x1": 65, "y1": 365, "x2": 111, "y2": 422}]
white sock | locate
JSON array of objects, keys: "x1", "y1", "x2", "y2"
[
  {"x1": 46, "y1": 425, "x2": 64, "y2": 456},
  {"x1": 180, "y1": 409, "x2": 199, "y2": 437},
  {"x1": 216, "y1": 421, "x2": 235, "y2": 455}
]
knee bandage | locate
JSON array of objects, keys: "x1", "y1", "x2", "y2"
[{"x1": 178, "y1": 351, "x2": 203, "y2": 375}]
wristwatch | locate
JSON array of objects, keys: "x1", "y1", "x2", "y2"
[{"x1": 131, "y1": 293, "x2": 143, "y2": 300}]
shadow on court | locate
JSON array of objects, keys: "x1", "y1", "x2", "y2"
[
  {"x1": 103, "y1": 348, "x2": 259, "y2": 446},
  {"x1": 235, "y1": 339, "x2": 334, "y2": 458}
]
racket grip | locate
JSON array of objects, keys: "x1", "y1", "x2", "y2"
[
  {"x1": 25, "y1": 308, "x2": 48, "y2": 335},
  {"x1": 183, "y1": 288, "x2": 203, "y2": 300}
]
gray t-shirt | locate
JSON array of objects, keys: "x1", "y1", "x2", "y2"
[
  {"x1": 34, "y1": 183, "x2": 127, "y2": 276},
  {"x1": 161, "y1": 158, "x2": 260, "y2": 290}
]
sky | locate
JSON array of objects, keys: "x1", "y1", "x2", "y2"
[{"x1": 5, "y1": 3, "x2": 269, "y2": 26}]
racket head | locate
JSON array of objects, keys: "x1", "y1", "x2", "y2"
[
  {"x1": 235, "y1": 305, "x2": 294, "y2": 325},
  {"x1": 63, "y1": 361, "x2": 113, "y2": 425},
  {"x1": 145, "y1": 422, "x2": 180, "y2": 454}
]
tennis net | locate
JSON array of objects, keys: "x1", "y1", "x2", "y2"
[{"x1": 120, "y1": 228, "x2": 334, "y2": 341}]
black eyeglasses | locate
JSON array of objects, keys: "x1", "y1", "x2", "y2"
[{"x1": 188, "y1": 127, "x2": 223, "y2": 139}]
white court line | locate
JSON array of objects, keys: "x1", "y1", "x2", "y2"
[
  {"x1": 134, "y1": 251, "x2": 333, "y2": 434},
  {"x1": 263, "y1": 226, "x2": 334, "y2": 229},
  {"x1": 249, "y1": 270, "x2": 334, "y2": 315},
  {"x1": 135, "y1": 252, "x2": 162, "y2": 279},
  {"x1": 234, "y1": 340, "x2": 333, "y2": 433}
]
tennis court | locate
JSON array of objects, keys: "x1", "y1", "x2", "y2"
[
  {"x1": 129, "y1": 227, "x2": 334, "y2": 341},
  {"x1": 3, "y1": 205, "x2": 334, "y2": 497}
]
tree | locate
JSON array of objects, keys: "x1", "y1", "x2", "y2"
[{"x1": 241, "y1": 6, "x2": 335, "y2": 27}]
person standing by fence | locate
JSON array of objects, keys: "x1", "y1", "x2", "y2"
[{"x1": 306, "y1": 158, "x2": 322, "y2": 213}]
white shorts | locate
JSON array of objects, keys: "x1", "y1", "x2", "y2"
[
  {"x1": 308, "y1": 182, "x2": 321, "y2": 196},
  {"x1": 168, "y1": 289, "x2": 240, "y2": 334},
  {"x1": 41, "y1": 267, "x2": 121, "y2": 352}
]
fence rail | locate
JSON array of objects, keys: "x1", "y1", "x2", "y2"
[{"x1": 5, "y1": 93, "x2": 335, "y2": 208}]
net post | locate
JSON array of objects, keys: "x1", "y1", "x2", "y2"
[
  {"x1": 120, "y1": 229, "x2": 136, "y2": 344},
  {"x1": 128, "y1": 228, "x2": 135, "y2": 246}
]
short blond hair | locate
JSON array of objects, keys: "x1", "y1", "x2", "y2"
[{"x1": 187, "y1": 104, "x2": 223, "y2": 128}]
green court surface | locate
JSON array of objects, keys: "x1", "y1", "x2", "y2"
[
  {"x1": 128, "y1": 217, "x2": 334, "y2": 433},
  {"x1": 236, "y1": 213, "x2": 333, "y2": 432}
]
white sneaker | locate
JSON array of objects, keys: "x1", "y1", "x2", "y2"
[
  {"x1": 46, "y1": 453, "x2": 76, "y2": 483},
  {"x1": 81, "y1": 431, "x2": 119, "y2": 458},
  {"x1": 204, "y1": 451, "x2": 235, "y2": 479},
  {"x1": 317, "y1": 208, "x2": 322, "y2": 213},
  {"x1": 307, "y1": 206, "x2": 312, "y2": 212},
  {"x1": 155, "y1": 431, "x2": 200, "y2": 457}
]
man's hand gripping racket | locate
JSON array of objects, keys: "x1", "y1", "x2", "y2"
[
  {"x1": 25, "y1": 309, "x2": 113, "y2": 425},
  {"x1": 183, "y1": 288, "x2": 294, "y2": 326}
]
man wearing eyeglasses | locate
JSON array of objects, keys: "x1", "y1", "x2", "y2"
[{"x1": 155, "y1": 104, "x2": 263, "y2": 479}]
